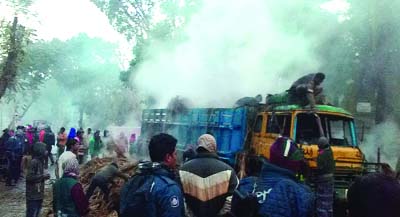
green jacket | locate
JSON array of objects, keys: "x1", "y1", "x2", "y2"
[
  {"x1": 317, "y1": 146, "x2": 335, "y2": 175},
  {"x1": 89, "y1": 137, "x2": 103, "y2": 156},
  {"x1": 53, "y1": 177, "x2": 79, "y2": 216}
]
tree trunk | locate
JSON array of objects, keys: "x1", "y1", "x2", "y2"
[
  {"x1": 0, "y1": 17, "x2": 19, "y2": 100},
  {"x1": 78, "y1": 107, "x2": 84, "y2": 128}
]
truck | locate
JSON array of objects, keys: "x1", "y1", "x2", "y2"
[{"x1": 140, "y1": 99, "x2": 366, "y2": 197}]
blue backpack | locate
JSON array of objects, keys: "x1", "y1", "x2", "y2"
[{"x1": 120, "y1": 171, "x2": 157, "y2": 217}]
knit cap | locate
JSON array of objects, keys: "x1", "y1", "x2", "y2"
[
  {"x1": 269, "y1": 136, "x2": 304, "y2": 173},
  {"x1": 197, "y1": 134, "x2": 217, "y2": 153}
]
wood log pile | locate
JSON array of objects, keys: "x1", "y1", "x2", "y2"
[{"x1": 45, "y1": 156, "x2": 138, "y2": 217}]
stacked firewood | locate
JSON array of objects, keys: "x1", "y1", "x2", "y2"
[{"x1": 45, "y1": 157, "x2": 138, "y2": 217}]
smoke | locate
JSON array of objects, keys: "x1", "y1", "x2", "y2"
[
  {"x1": 134, "y1": 0, "x2": 326, "y2": 108},
  {"x1": 361, "y1": 121, "x2": 400, "y2": 169}
]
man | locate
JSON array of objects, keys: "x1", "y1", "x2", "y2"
[
  {"x1": 56, "y1": 138, "x2": 79, "y2": 179},
  {"x1": 347, "y1": 173, "x2": 400, "y2": 217},
  {"x1": 86, "y1": 161, "x2": 129, "y2": 201},
  {"x1": 5, "y1": 129, "x2": 24, "y2": 186},
  {"x1": 120, "y1": 133, "x2": 184, "y2": 217},
  {"x1": 82, "y1": 128, "x2": 91, "y2": 162},
  {"x1": 287, "y1": 72, "x2": 325, "y2": 109},
  {"x1": 89, "y1": 130, "x2": 103, "y2": 159},
  {"x1": 231, "y1": 137, "x2": 314, "y2": 217},
  {"x1": 57, "y1": 127, "x2": 67, "y2": 157},
  {"x1": 115, "y1": 132, "x2": 129, "y2": 157},
  {"x1": 316, "y1": 137, "x2": 335, "y2": 217},
  {"x1": 43, "y1": 126, "x2": 55, "y2": 168},
  {"x1": 26, "y1": 142, "x2": 50, "y2": 217},
  {"x1": 234, "y1": 94, "x2": 262, "y2": 107},
  {"x1": 179, "y1": 134, "x2": 238, "y2": 217},
  {"x1": 53, "y1": 158, "x2": 89, "y2": 216},
  {"x1": 76, "y1": 129, "x2": 86, "y2": 164}
]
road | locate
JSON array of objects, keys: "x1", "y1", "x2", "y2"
[{"x1": 0, "y1": 161, "x2": 56, "y2": 217}]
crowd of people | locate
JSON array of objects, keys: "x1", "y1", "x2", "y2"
[
  {"x1": 0, "y1": 125, "x2": 137, "y2": 217},
  {"x1": 1, "y1": 124, "x2": 400, "y2": 217}
]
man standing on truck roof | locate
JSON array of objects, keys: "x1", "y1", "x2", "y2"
[{"x1": 287, "y1": 72, "x2": 325, "y2": 109}]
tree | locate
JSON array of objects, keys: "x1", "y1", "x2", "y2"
[
  {"x1": 0, "y1": 17, "x2": 32, "y2": 100},
  {"x1": 92, "y1": 0, "x2": 201, "y2": 89},
  {"x1": 0, "y1": 0, "x2": 36, "y2": 100}
]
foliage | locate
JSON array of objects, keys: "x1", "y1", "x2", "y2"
[
  {"x1": 46, "y1": 34, "x2": 140, "y2": 127},
  {"x1": 91, "y1": 0, "x2": 201, "y2": 91},
  {"x1": 315, "y1": 0, "x2": 400, "y2": 123},
  {"x1": 0, "y1": 17, "x2": 34, "y2": 100}
]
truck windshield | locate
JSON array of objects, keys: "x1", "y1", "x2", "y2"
[{"x1": 295, "y1": 113, "x2": 356, "y2": 147}]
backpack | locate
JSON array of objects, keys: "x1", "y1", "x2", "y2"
[
  {"x1": 44, "y1": 132, "x2": 55, "y2": 147},
  {"x1": 120, "y1": 172, "x2": 157, "y2": 217},
  {"x1": 231, "y1": 177, "x2": 260, "y2": 217}
]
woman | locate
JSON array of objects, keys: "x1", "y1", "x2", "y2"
[{"x1": 53, "y1": 158, "x2": 88, "y2": 216}]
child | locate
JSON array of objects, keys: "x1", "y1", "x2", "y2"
[{"x1": 26, "y1": 142, "x2": 50, "y2": 217}]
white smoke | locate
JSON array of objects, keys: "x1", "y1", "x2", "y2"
[
  {"x1": 134, "y1": 0, "x2": 322, "y2": 108},
  {"x1": 361, "y1": 121, "x2": 400, "y2": 169}
]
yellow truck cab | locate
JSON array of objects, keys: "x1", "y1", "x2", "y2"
[{"x1": 250, "y1": 104, "x2": 364, "y2": 189}]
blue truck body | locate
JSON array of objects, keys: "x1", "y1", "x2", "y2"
[{"x1": 141, "y1": 107, "x2": 250, "y2": 163}]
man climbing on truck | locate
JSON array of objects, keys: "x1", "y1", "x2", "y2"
[{"x1": 287, "y1": 72, "x2": 325, "y2": 109}]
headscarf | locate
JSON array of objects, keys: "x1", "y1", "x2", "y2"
[
  {"x1": 63, "y1": 158, "x2": 80, "y2": 178},
  {"x1": 68, "y1": 128, "x2": 76, "y2": 139}
]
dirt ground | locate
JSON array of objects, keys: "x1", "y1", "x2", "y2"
[{"x1": 0, "y1": 163, "x2": 55, "y2": 217}]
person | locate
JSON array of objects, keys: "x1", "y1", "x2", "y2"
[
  {"x1": 84, "y1": 128, "x2": 92, "y2": 146},
  {"x1": 179, "y1": 134, "x2": 239, "y2": 217},
  {"x1": 26, "y1": 142, "x2": 50, "y2": 217},
  {"x1": 0, "y1": 128, "x2": 10, "y2": 154},
  {"x1": 89, "y1": 130, "x2": 103, "y2": 159},
  {"x1": 128, "y1": 133, "x2": 136, "y2": 155},
  {"x1": 115, "y1": 132, "x2": 129, "y2": 157},
  {"x1": 234, "y1": 94, "x2": 262, "y2": 107},
  {"x1": 103, "y1": 130, "x2": 115, "y2": 157},
  {"x1": 56, "y1": 138, "x2": 79, "y2": 179},
  {"x1": 86, "y1": 161, "x2": 129, "y2": 201},
  {"x1": 38, "y1": 128, "x2": 46, "y2": 143},
  {"x1": 43, "y1": 126, "x2": 55, "y2": 168},
  {"x1": 287, "y1": 72, "x2": 325, "y2": 109},
  {"x1": 68, "y1": 128, "x2": 77, "y2": 139},
  {"x1": 53, "y1": 158, "x2": 89, "y2": 217},
  {"x1": 230, "y1": 155, "x2": 263, "y2": 217},
  {"x1": 231, "y1": 137, "x2": 313, "y2": 217},
  {"x1": 347, "y1": 173, "x2": 400, "y2": 217},
  {"x1": 5, "y1": 129, "x2": 24, "y2": 186},
  {"x1": 182, "y1": 143, "x2": 197, "y2": 162},
  {"x1": 396, "y1": 157, "x2": 400, "y2": 179},
  {"x1": 316, "y1": 137, "x2": 335, "y2": 217},
  {"x1": 76, "y1": 129, "x2": 86, "y2": 164},
  {"x1": 26, "y1": 125, "x2": 35, "y2": 153},
  {"x1": 82, "y1": 128, "x2": 91, "y2": 162},
  {"x1": 56, "y1": 127, "x2": 67, "y2": 157},
  {"x1": 120, "y1": 133, "x2": 184, "y2": 217}
]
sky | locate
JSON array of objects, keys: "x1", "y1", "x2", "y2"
[{"x1": 0, "y1": 0, "x2": 132, "y2": 69}]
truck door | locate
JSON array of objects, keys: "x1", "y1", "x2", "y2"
[
  {"x1": 252, "y1": 112, "x2": 292, "y2": 159},
  {"x1": 251, "y1": 114, "x2": 265, "y2": 155}
]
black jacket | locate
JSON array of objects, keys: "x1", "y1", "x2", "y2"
[{"x1": 179, "y1": 152, "x2": 238, "y2": 217}]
